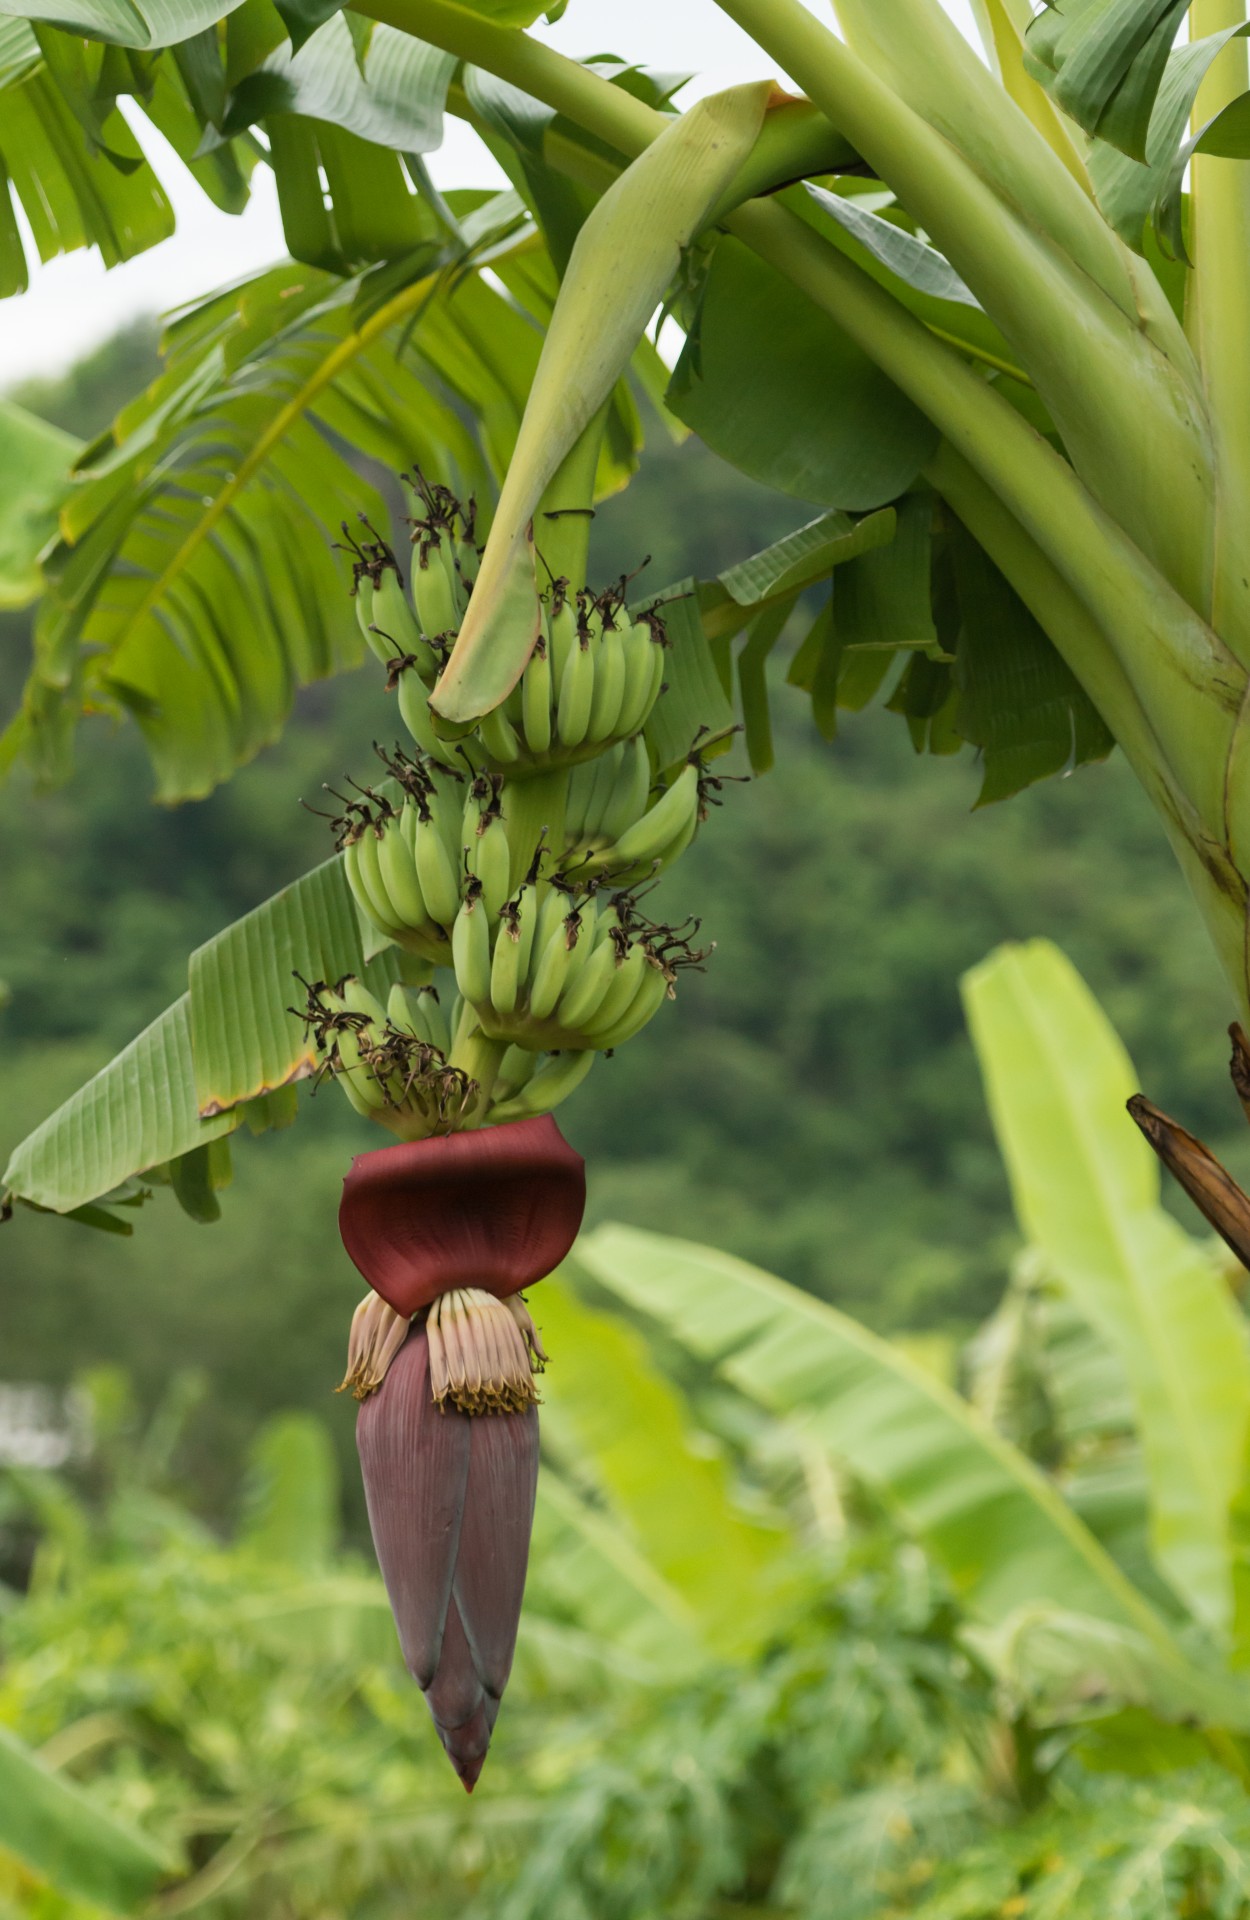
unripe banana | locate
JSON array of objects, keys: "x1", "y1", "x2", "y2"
[
  {"x1": 412, "y1": 806, "x2": 462, "y2": 930},
  {"x1": 513, "y1": 887, "x2": 538, "y2": 985},
  {"x1": 556, "y1": 931, "x2": 618, "y2": 1033},
  {"x1": 386, "y1": 981, "x2": 424, "y2": 1040},
  {"x1": 468, "y1": 814, "x2": 506, "y2": 917},
  {"x1": 600, "y1": 763, "x2": 698, "y2": 872},
  {"x1": 553, "y1": 897, "x2": 598, "y2": 1009},
  {"x1": 581, "y1": 741, "x2": 624, "y2": 845},
  {"x1": 397, "y1": 670, "x2": 444, "y2": 759},
  {"x1": 599, "y1": 734, "x2": 652, "y2": 845},
  {"x1": 341, "y1": 976, "x2": 390, "y2": 1027},
  {"x1": 528, "y1": 905, "x2": 581, "y2": 1020},
  {"x1": 556, "y1": 638, "x2": 594, "y2": 749},
  {"x1": 588, "y1": 621, "x2": 626, "y2": 742},
  {"x1": 422, "y1": 987, "x2": 452, "y2": 1056},
  {"x1": 451, "y1": 883, "x2": 492, "y2": 1007},
  {"x1": 522, "y1": 637, "x2": 553, "y2": 755},
  {"x1": 353, "y1": 828, "x2": 407, "y2": 939},
  {"x1": 335, "y1": 1025, "x2": 389, "y2": 1111},
  {"x1": 355, "y1": 578, "x2": 393, "y2": 668},
  {"x1": 411, "y1": 539, "x2": 460, "y2": 640},
  {"x1": 581, "y1": 938, "x2": 648, "y2": 1036},
  {"x1": 548, "y1": 594, "x2": 578, "y2": 689},
  {"x1": 615, "y1": 623, "x2": 659, "y2": 736},
  {"x1": 565, "y1": 759, "x2": 597, "y2": 846},
  {"x1": 488, "y1": 1048, "x2": 596, "y2": 1123},
  {"x1": 478, "y1": 706, "x2": 522, "y2": 766},
  {"x1": 377, "y1": 815, "x2": 429, "y2": 931},
  {"x1": 494, "y1": 1043, "x2": 538, "y2": 1102},
  {"x1": 489, "y1": 909, "x2": 524, "y2": 1017},
  {"x1": 372, "y1": 570, "x2": 434, "y2": 677},
  {"x1": 590, "y1": 958, "x2": 670, "y2": 1050}
]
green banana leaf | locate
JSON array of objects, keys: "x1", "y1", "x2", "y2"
[
  {"x1": 0, "y1": 1724, "x2": 177, "y2": 1911},
  {"x1": 528, "y1": 1473, "x2": 710, "y2": 1681},
  {"x1": 1, "y1": 854, "x2": 401, "y2": 1215},
  {"x1": 0, "y1": 0, "x2": 243, "y2": 43},
  {"x1": 0, "y1": 401, "x2": 77, "y2": 608},
  {"x1": 239, "y1": 1412, "x2": 341, "y2": 1573},
  {"x1": 537, "y1": 1277, "x2": 789, "y2": 1659},
  {"x1": 432, "y1": 82, "x2": 772, "y2": 724},
  {"x1": 576, "y1": 1222, "x2": 1242, "y2": 1724},
  {"x1": 962, "y1": 938, "x2": 1250, "y2": 1635},
  {"x1": 1025, "y1": 0, "x2": 1193, "y2": 161}
]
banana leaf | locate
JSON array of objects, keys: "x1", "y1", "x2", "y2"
[{"x1": 0, "y1": 1727, "x2": 176, "y2": 1913}]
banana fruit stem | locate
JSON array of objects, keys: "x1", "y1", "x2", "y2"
[{"x1": 534, "y1": 401, "x2": 611, "y2": 599}]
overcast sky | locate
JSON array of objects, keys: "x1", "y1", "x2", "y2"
[{"x1": 2, "y1": 0, "x2": 981, "y2": 383}]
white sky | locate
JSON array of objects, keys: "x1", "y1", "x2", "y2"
[{"x1": 0, "y1": 0, "x2": 981, "y2": 383}]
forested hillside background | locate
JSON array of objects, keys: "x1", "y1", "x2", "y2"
[{"x1": 2, "y1": 323, "x2": 1238, "y2": 1521}]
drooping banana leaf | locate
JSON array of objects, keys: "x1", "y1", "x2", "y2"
[
  {"x1": 537, "y1": 1277, "x2": 790, "y2": 1659},
  {"x1": 0, "y1": 400, "x2": 78, "y2": 607},
  {"x1": 962, "y1": 938, "x2": 1250, "y2": 1636},
  {"x1": 576, "y1": 1223, "x2": 1245, "y2": 1725},
  {"x1": 431, "y1": 82, "x2": 774, "y2": 724},
  {"x1": 0, "y1": 1726, "x2": 178, "y2": 1914}
]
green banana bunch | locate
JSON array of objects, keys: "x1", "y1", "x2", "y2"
[
  {"x1": 298, "y1": 974, "x2": 479, "y2": 1139},
  {"x1": 578, "y1": 761, "x2": 701, "y2": 886},
  {"x1": 488, "y1": 1049, "x2": 596, "y2": 1123},
  {"x1": 474, "y1": 587, "x2": 670, "y2": 776}
]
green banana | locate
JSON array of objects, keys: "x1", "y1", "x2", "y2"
[
  {"x1": 372, "y1": 569, "x2": 432, "y2": 675},
  {"x1": 488, "y1": 1048, "x2": 596, "y2": 1123},
  {"x1": 494, "y1": 1043, "x2": 538, "y2": 1102},
  {"x1": 522, "y1": 637, "x2": 554, "y2": 754},
  {"x1": 548, "y1": 593, "x2": 578, "y2": 689},
  {"x1": 412, "y1": 539, "x2": 461, "y2": 639},
  {"x1": 600, "y1": 763, "x2": 698, "y2": 872},
  {"x1": 341, "y1": 976, "x2": 390, "y2": 1027},
  {"x1": 528, "y1": 904, "x2": 580, "y2": 1020},
  {"x1": 565, "y1": 759, "x2": 597, "y2": 846},
  {"x1": 552, "y1": 896, "x2": 599, "y2": 1012},
  {"x1": 422, "y1": 987, "x2": 452, "y2": 1056},
  {"x1": 334, "y1": 1020, "x2": 388, "y2": 1111},
  {"x1": 478, "y1": 706, "x2": 522, "y2": 766},
  {"x1": 467, "y1": 805, "x2": 512, "y2": 918},
  {"x1": 353, "y1": 828, "x2": 407, "y2": 939},
  {"x1": 589, "y1": 958, "x2": 670, "y2": 1050},
  {"x1": 556, "y1": 929, "x2": 618, "y2": 1032},
  {"x1": 489, "y1": 910, "x2": 524, "y2": 1016},
  {"x1": 615, "y1": 623, "x2": 659, "y2": 736},
  {"x1": 513, "y1": 886, "x2": 538, "y2": 985},
  {"x1": 412, "y1": 805, "x2": 462, "y2": 929},
  {"x1": 599, "y1": 734, "x2": 652, "y2": 845},
  {"x1": 588, "y1": 620, "x2": 626, "y2": 741},
  {"x1": 556, "y1": 638, "x2": 594, "y2": 748},
  {"x1": 386, "y1": 981, "x2": 423, "y2": 1040},
  {"x1": 355, "y1": 578, "x2": 393, "y2": 668},
  {"x1": 581, "y1": 938, "x2": 648, "y2": 1036},
  {"x1": 581, "y1": 740, "x2": 623, "y2": 845},
  {"x1": 377, "y1": 815, "x2": 429, "y2": 932},
  {"x1": 451, "y1": 883, "x2": 493, "y2": 1006},
  {"x1": 397, "y1": 671, "x2": 443, "y2": 758}
]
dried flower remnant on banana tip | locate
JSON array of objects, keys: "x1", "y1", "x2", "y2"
[{"x1": 338, "y1": 1284, "x2": 547, "y2": 1412}]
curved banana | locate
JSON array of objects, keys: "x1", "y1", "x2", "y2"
[
  {"x1": 490, "y1": 910, "x2": 524, "y2": 1017},
  {"x1": 488, "y1": 1048, "x2": 596, "y2": 1123},
  {"x1": 598, "y1": 763, "x2": 698, "y2": 872},
  {"x1": 377, "y1": 815, "x2": 430, "y2": 932},
  {"x1": 469, "y1": 813, "x2": 512, "y2": 919},
  {"x1": 580, "y1": 741, "x2": 623, "y2": 846},
  {"x1": 494, "y1": 1042, "x2": 538, "y2": 1103},
  {"x1": 412, "y1": 540, "x2": 461, "y2": 640},
  {"x1": 556, "y1": 639, "x2": 594, "y2": 749},
  {"x1": 599, "y1": 734, "x2": 652, "y2": 846},
  {"x1": 451, "y1": 884, "x2": 493, "y2": 1006},
  {"x1": 556, "y1": 931, "x2": 618, "y2": 1033},
  {"x1": 522, "y1": 637, "x2": 554, "y2": 755},
  {"x1": 588, "y1": 621, "x2": 626, "y2": 742},
  {"x1": 615, "y1": 624, "x2": 660, "y2": 737},
  {"x1": 372, "y1": 570, "x2": 432, "y2": 675},
  {"x1": 355, "y1": 578, "x2": 394, "y2": 669},
  {"x1": 397, "y1": 670, "x2": 444, "y2": 759},
  {"x1": 354, "y1": 828, "x2": 408, "y2": 939},
  {"x1": 478, "y1": 706, "x2": 522, "y2": 766},
  {"x1": 412, "y1": 806, "x2": 462, "y2": 930},
  {"x1": 527, "y1": 907, "x2": 577, "y2": 1020},
  {"x1": 341, "y1": 976, "x2": 390, "y2": 1027},
  {"x1": 548, "y1": 594, "x2": 578, "y2": 690},
  {"x1": 580, "y1": 939, "x2": 648, "y2": 1036},
  {"x1": 589, "y1": 958, "x2": 670, "y2": 1050}
]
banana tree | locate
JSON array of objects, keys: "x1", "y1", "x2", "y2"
[{"x1": 9, "y1": 0, "x2": 1250, "y2": 1788}]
